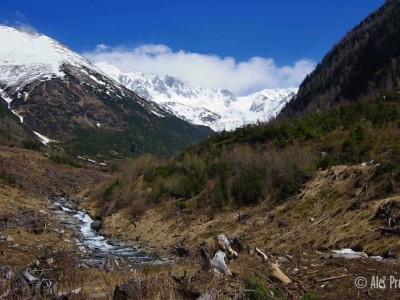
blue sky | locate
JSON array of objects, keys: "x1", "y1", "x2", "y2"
[{"x1": 0, "y1": 0, "x2": 385, "y2": 94}]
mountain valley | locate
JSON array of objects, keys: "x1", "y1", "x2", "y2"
[{"x1": 1, "y1": 1, "x2": 400, "y2": 299}]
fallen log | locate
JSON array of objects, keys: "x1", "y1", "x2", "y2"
[
  {"x1": 22, "y1": 269, "x2": 38, "y2": 283},
  {"x1": 269, "y1": 263, "x2": 292, "y2": 285}
]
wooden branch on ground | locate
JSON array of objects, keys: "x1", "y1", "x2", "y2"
[
  {"x1": 379, "y1": 227, "x2": 400, "y2": 235},
  {"x1": 314, "y1": 214, "x2": 330, "y2": 225},
  {"x1": 273, "y1": 230, "x2": 295, "y2": 242},
  {"x1": 255, "y1": 247, "x2": 268, "y2": 261},
  {"x1": 315, "y1": 274, "x2": 349, "y2": 283}
]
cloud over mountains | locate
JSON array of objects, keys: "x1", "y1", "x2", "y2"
[{"x1": 83, "y1": 44, "x2": 315, "y2": 96}]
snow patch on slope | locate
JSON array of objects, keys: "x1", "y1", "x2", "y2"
[
  {"x1": 0, "y1": 87, "x2": 24, "y2": 122},
  {"x1": 34, "y1": 131, "x2": 54, "y2": 145}
]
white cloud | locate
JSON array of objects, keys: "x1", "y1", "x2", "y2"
[
  {"x1": 1, "y1": 11, "x2": 37, "y2": 33},
  {"x1": 83, "y1": 44, "x2": 315, "y2": 95}
]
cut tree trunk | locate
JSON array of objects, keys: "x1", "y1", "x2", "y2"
[{"x1": 255, "y1": 247, "x2": 292, "y2": 284}]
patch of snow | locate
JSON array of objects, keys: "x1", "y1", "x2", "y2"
[
  {"x1": 12, "y1": 111, "x2": 23, "y2": 123},
  {"x1": 96, "y1": 122, "x2": 101, "y2": 127},
  {"x1": 33, "y1": 131, "x2": 54, "y2": 145},
  {"x1": 361, "y1": 160, "x2": 375, "y2": 167},
  {"x1": 88, "y1": 74, "x2": 106, "y2": 86},
  {"x1": 87, "y1": 159, "x2": 96, "y2": 163},
  {"x1": 332, "y1": 248, "x2": 357, "y2": 254},
  {"x1": 0, "y1": 87, "x2": 13, "y2": 108},
  {"x1": 149, "y1": 109, "x2": 166, "y2": 118},
  {"x1": 0, "y1": 87, "x2": 24, "y2": 122},
  {"x1": 370, "y1": 255, "x2": 383, "y2": 260},
  {"x1": 332, "y1": 248, "x2": 368, "y2": 259},
  {"x1": 332, "y1": 248, "x2": 382, "y2": 260}
]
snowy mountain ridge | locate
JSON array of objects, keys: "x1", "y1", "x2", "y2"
[
  {"x1": 95, "y1": 62, "x2": 297, "y2": 131},
  {"x1": 0, "y1": 25, "x2": 211, "y2": 156},
  {"x1": 0, "y1": 25, "x2": 171, "y2": 119},
  {"x1": 0, "y1": 25, "x2": 94, "y2": 87}
]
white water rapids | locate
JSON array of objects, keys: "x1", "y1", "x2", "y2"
[{"x1": 53, "y1": 199, "x2": 165, "y2": 268}]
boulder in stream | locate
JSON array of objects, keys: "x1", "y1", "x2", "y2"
[{"x1": 90, "y1": 220, "x2": 102, "y2": 231}]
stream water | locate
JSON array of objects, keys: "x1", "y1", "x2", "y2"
[{"x1": 51, "y1": 198, "x2": 164, "y2": 268}]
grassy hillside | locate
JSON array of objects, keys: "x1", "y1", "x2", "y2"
[
  {"x1": 78, "y1": 92, "x2": 400, "y2": 299},
  {"x1": 91, "y1": 92, "x2": 400, "y2": 218}
]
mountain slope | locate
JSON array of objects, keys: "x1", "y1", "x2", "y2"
[
  {"x1": 0, "y1": 26, "x2": 211, "y2": 157},
  {"x1": 95, "y1": 62, "x2": 297, "y2": 131},
  {"x1": 0, "y1": 94, "x2": 38, "y2": 149},
  {"x1": 280, "y1": 0, "x2": 400, "y2": 117}
]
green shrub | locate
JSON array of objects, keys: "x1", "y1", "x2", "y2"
[
  {"x1": 22, "y1": 139, "x2": 42, "y2": 151},
  {"x1": 50, "y1": 155, "x2": 82, "y2": 168},
  {"x1": 0, "y1": 172, "x2": 16, "y2": 185},
  {"x1": 232, "y1": 169, "x2": 265, "y2": 206},
  {"x1": 244, "y1": 274, "x2": 286, "y2": 300},
  {"x1": 301, "y1": 292, "x2": 320, "y2": 300},
  {"x1": 102, "y1": 179, "x2": 120, "y2": 200}
]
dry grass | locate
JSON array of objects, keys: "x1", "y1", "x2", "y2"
[{"x1": 91, "y1": 164, "x2": 400, "y2": 260}]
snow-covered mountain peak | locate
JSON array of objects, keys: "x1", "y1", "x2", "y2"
[
  {"x1": 0, "y1": 25, "x2": 96, "y2": 88},
  {"x1": 95, "y1": 61, "x2": 123, "y2": 78},
  {"x1": 96, "y1": 62, "x2": 298, "y2": 131}
]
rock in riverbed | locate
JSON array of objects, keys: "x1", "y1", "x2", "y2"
[{"x1": 90, "y1": 220, "x2": 102, "y2": 231}]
